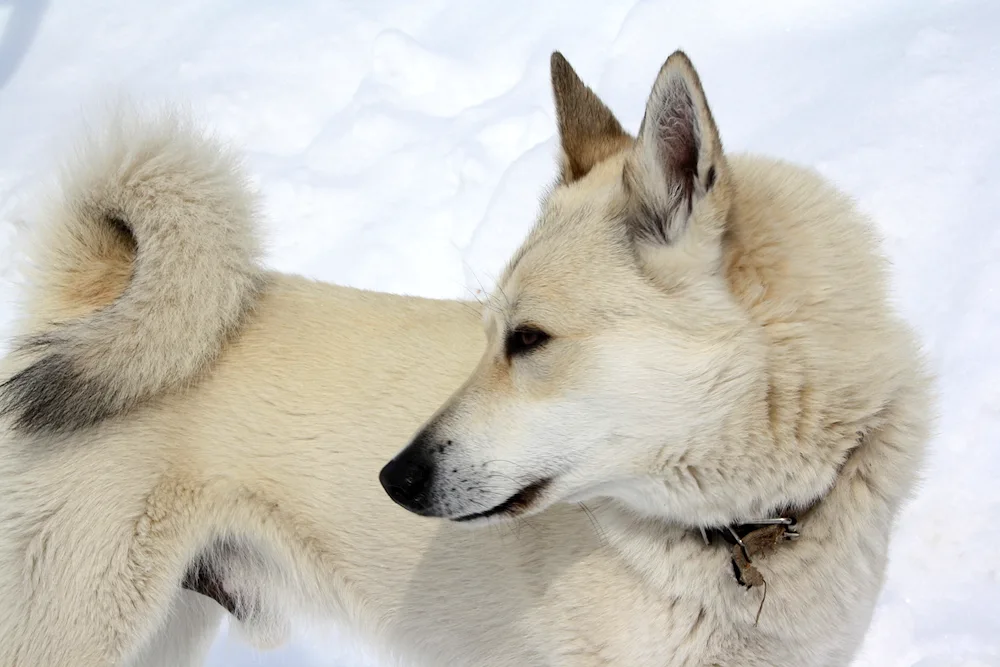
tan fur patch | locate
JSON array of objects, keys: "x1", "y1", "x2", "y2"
[{"x1": 55, "y1": 223, "x2": 135, "y2": 319}]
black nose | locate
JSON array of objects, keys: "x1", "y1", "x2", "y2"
[{"x1": 379, "y1": 447, "x2": 436, "y2": 515}]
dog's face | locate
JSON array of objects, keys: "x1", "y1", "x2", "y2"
[{"x1": 381, "y1": 52, "x2": 769, "y2": 526}]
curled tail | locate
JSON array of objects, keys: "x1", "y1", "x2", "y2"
[{"x1": 1, "y1": 110, "x2": 265, "y2": 434}]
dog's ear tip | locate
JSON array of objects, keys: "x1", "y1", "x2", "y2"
[
  {"x1": 666, "y1": 49, "x2": 692, "y2": 65},
  {"x1": 550, "y1": 51, "x2": 577, "y2": 87},
  {"x1": 656, "y1": 50, "x2": 700, "y2": 89}
]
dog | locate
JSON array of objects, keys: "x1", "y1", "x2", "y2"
[{"x1": 0, "y1": 50, "x2": 931, "y2": 667}]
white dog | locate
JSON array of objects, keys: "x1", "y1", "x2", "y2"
[{"x1": 0, "y1": 50, "x2": 930, "y2": 667}]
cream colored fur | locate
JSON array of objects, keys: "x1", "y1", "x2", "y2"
[
  {"x1": 0, "y1": 110, "x2": 263, "y2": 433},
  {"x1": 0, "y1": 50, "x2": 930, "y2": 667}
]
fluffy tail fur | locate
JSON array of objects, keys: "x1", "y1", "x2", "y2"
[{"x1": 0, "y1": 110, "x2": 264, "y2": 434}]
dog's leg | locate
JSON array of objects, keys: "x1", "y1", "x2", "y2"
[
  {"x1": 122, "y1": 590, "x2": 225, "y2": 667},
  {"x1": 1, "y1": 481, "x2": 233, "y2": 665},
  {"x1": 1, "y1": 578, "x2": 213, "y2": 666}
]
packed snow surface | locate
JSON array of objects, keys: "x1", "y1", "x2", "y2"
[{"x1": 0, "y1": 0, "x2": 997, "y2": 665}]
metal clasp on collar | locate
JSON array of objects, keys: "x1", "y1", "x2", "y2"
[{"x1": 699, "y1": 516, "x2": 799, "y2": 546}]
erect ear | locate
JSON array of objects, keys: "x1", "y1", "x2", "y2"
[
  {"x1": 625, "y1": 50, "x2": 726, "y2": 244},
  {"x1": 551, "y1": 52, "x2": 632, "y2": 183}
]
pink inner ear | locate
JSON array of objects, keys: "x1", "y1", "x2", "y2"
[
  {"x1": 654, "y1": 75, "x2": 700, "y2": 192},
  {"x1": 624, "y1": 72, "x2": 708, "y2": 245}
]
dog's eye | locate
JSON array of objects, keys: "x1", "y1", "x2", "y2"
[{"x1": 506, "y1": 326, "x2": 551, "y2": 358}]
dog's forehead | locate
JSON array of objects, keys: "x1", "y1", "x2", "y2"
[
  {"x1": 488, "y1": 185, "x2": 638, "y2": 330},
  {"x1": 501, "y1": 159, "x2": 629, "y2": 283}
]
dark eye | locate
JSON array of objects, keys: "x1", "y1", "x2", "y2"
[{"x1": 505, "y1": 326, "x2": 551, "y2": 358}]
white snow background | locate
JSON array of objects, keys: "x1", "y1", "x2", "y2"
[{"x1": 0, "y1": 1, "x2": 997, "y2": 665}]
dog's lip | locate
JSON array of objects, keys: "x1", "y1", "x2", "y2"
[{"x1": 451, "y1": 477, "x2": 553, "y2": 522}]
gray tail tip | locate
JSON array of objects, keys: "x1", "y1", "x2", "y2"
[{"x1": 0, "y1": 353, "x2": 119, "y2": 434}]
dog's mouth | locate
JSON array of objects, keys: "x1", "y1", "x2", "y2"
[{"x1": 452, "y1": 477, "x2": 553, "y2": 522}]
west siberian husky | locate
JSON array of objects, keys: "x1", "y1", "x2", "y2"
[{"x1": 0, "y1": 50, "x2": 930, "y2": 667}]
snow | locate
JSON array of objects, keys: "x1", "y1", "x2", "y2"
[{"x1": 1, "y1": 0, "x2": 998, "y2": 665}]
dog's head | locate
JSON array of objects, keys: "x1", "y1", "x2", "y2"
[{"x1": 381, "y1": 52, "x2": 787, "y2": 526}]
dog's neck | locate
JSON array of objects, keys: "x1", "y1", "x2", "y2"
[
  {"x1": 698, "y1": 442, "x2": 861, "y2": 596},
  {"x1": 700, "y1": 512, "x2": 805, "y2": 592}
]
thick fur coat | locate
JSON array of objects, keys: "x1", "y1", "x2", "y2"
[{"x1": 0, "y1": 52, "x2": 930, "y2": 667}]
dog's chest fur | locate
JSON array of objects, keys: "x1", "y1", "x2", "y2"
[{"x1": 497, "y1": 499, "x2": 880, "y2": 666}]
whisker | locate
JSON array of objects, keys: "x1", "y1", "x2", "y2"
[{"x1": 579, "y1": 502, "x2": 609, "y2": 545}]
